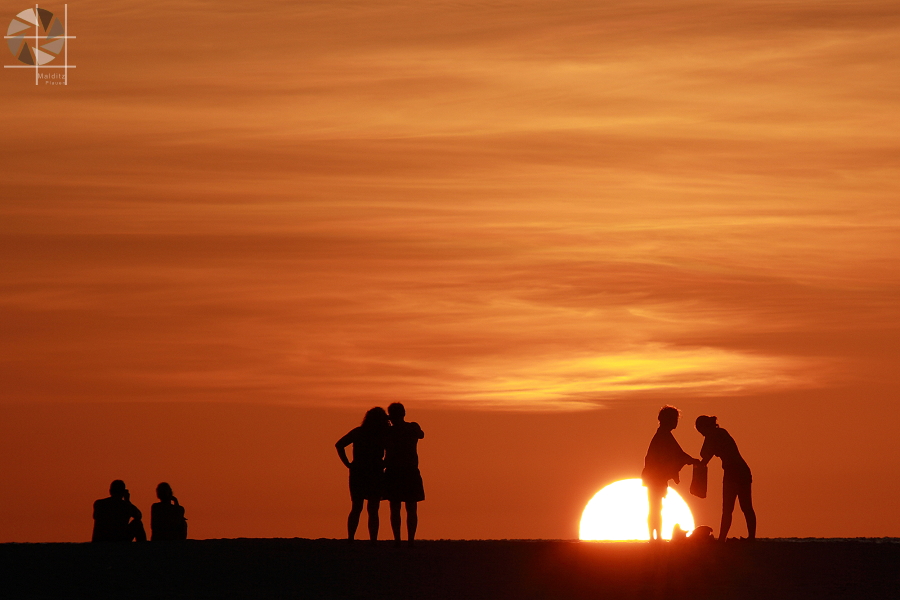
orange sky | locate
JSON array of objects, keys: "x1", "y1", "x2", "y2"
[{"x1": 1, "y1": 0, "x2": 899, "y2": 541}]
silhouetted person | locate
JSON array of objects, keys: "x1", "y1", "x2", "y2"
[
  {"x1": 336, "y1": 407, "x2": 390, "y2": 542},
  {"x1": 642, "y1": 406, "x2": 698, "y2": 541},
  {"x1": 696, "y1": 415, "x2": 756, "y2": 541},
  {"x1": 92, "y1": 480, "x2": 147, "y2": 542},
  {"x1": 151, "y1": 482, "x2": 188, "y2": 541},
  {"x1": 385, "y1": 402, "x2": 424, "y2": 546}
]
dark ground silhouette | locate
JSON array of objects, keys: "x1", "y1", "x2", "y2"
[{"x1": 0, "y1": 538, "x2": 897, "y2": 599}]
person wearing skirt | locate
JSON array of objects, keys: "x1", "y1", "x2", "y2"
[{"x1": 336, "y1": 407, "x2": 390, "y2": 542}]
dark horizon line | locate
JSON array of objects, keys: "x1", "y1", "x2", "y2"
[{"x1": 3, "y1": 536, "x2": 899, "y2": 545}]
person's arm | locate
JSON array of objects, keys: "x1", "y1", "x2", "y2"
[
  {"x1": 335, "y1": 430, "x2": 355, "y2": 468},
  {"x1": 699, "y1": 436, "x2": 714, "y2": 467},
  {"x1": 411, "y1": 422, "x2": 424, "y2": 439},
  {"x1": 124, "y1": 489, "x2": 142, "y2": 521},
  {"x1": 128, "y1": 503, "x2": 142, "y2": 521},
  {"x1": 665, "y1": 432, "x2": 697, "y2": 467},
  {"x1": 681, "y1": 443, "x2": 700, "y2": 466},
  {"x1": 670, "y1": 439, "x2": 695, "y2": 483}
]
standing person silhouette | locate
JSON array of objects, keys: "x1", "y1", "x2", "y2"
[
  {"x1": 336, "y1": 407, "x2": 390, "y2": 542},
  {"x1": 384, "y1": 402, "x2": 425, "y2": 547},
  {"x1": 92, "y1": 480, "x2": 147, "y2": 542},
  {"x1": 151, "y1": 482, "x2": 188, "y2": 541},
  {"x1": 642, "y1": 406, "x2": 698, "y2": 541},
  {"x1": 695, "y1": 415, "x2": 756, "y2": 541}
]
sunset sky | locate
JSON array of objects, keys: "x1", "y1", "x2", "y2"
[{"x1": 1, "y1": 0, "x2": 899, "y2": 542}]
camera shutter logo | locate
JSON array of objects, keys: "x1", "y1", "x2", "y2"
[{"x1": 5, "y1": 5, "x2": 75, "y2": 84}]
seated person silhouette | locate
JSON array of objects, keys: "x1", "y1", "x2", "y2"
[
  {"x1": 151, "y1": 482, "x2": 188, "y2": 541},
  {"x1": 696, "y1": 415, "x2": 756, "y2": 541},
  {"x1": 92, "y1": 480, "x2": 147, "y2": 542},
  {"x1": 384, "y1": 402, "x2": 425, "y2": 547},
  {"x1": 642, "y1": 406, "x2": 698, "y2": 541}
]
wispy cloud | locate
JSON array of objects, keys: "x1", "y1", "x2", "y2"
[{"x1": 1, "y1": 1, "x2": 898, "y2": 409}]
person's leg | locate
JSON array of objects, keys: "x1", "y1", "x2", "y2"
[
  {"x1": 737, "y1": 482, "x2": 756, "y2": 540},
  {"x1": 720, "y1": 479, "x2": 738, "y2": 541},
  {"x1": 390, "y1": 500, "x2": 402, "y2": 545},
  {"x1": 348, "y1": 498, "x2": 364, "y2": 541},
  {"x1": 406, "y1": 502, "x2": 418, "y2": 545},
  {"x1": 647, "y1": 486, "x2": 663, "y2": 540},
  {"x1": 366, "y1": 499, "x2": 380, "y2": 541}
]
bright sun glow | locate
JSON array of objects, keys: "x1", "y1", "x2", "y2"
[{"x1": 579, "y1": 478, "x2": 695, "y2": 541}]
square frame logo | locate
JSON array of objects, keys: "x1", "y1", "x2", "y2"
[{"x1": 4, "y1": 4, "x2": 74, "y2": 85}]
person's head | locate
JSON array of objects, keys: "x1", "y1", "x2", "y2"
[
  {"x1": 361, "y1": 406, "x2": 389, "y2": 430},
  {"x1": 657, "y1": 405, "x2": 680, "y2": 430},
  {"x1": 695, "y1": 415, "x2": 718, "y2": 436},
  {"x1": 387, "y1": 402, "x2": 406, "y2": 423},
  {"x1": 156, "y1": 482, "x2": 174, "y2": 502},
  {"x1": 109, "y1": 480, "x2": 127, "y2": 499}
]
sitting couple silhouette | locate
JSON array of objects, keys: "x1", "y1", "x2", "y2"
[
  {"x1": 336, "y1": 402, "x2": 424, "y2": 546},
  {"x1": 92, "y1": 480, "x2": 187, "y2": 542}
]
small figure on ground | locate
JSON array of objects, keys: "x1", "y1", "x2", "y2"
[
  {"x1": 695, "y1": 415, "x2": 756, "y2": 541},
  {"x1": 151, "y1": 482, "x2": 188, "y2": 541},
  {"x1": 92, "y1": 479, "x2": 147, "y2": 542},
  {"x1": 642, "y1": 406, "x2": 699, "y2": 541},
  {"x1": 385, "y1": 402, "x2": 425, "y2": 547},
  {"x1": 336, "y1": 407, "x2": 390, "y2": 542},
  {"x1": 689, "y1": 525, "x2": 715, "y2": 542}
]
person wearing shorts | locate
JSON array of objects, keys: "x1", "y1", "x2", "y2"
[
  {"x1": 384, "y1": 402, "x2": 424, "y2": 546},
  {"x1": 696, "y1": 415, "x2": 756, "y2": 541}
]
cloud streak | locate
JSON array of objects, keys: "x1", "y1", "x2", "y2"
[{"x1": 1, "y1": 1, "x2": 898, "y2": 409}]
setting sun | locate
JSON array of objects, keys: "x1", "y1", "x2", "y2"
[{"x1": 579, "y1": 479, "x2": 695, "y2": 541}]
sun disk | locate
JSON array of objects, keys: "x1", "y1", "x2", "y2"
[{"x1": 579, "y1": 478, "x2": 694, "y2": 541}]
